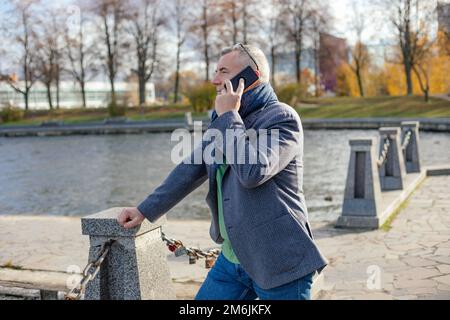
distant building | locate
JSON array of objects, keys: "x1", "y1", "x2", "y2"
[
  {"x1": 319, "y1": 33, "x2": 349, "y2": 93},
  {"x1": 438, "y1": 2, "x2": 450, "y2": 33},
  {"x1": 0, "y1": 81, "x2": 156, "y2": 110}
]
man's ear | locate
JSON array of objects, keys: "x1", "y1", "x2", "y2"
[{"x1": 256, "y1": 70, "x2": 261, "y2": 78}]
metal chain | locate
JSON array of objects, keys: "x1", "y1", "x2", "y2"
[
  {"x1": 401, "y1": 130, "x2": 412, "y2": 151},
  {"x1": 161, "y1": 232, "x2": 220, "y2": 269},
  {"x1": 65, "y1": 240, "x2": 114, "y2": 300},
  {"x1": 377, "y1": 137, "x2": 391, "y2": 168}
]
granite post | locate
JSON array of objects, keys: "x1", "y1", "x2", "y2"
[
  {"x1": 401, "y1": 121, "x2": 421, "y2": 173},
  {"x1": 81, "y1": 208, "x2": 175, "y2": 300},
  {"x1": 378, "y1": 127, "x2": 406, "y2": 191},
  {"x1": 336, "y1": 138, "x2": 382, "y2": 229}
]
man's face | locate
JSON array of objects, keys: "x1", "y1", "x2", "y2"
[{"x1": 211, "y1": 51, "x2": 246, "y2": 94}]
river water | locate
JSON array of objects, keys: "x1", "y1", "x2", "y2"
[{"x1": 0, "y1": 130, "x2": 449, "y2": 222}]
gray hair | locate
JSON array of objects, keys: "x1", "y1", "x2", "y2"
[{"x1": 221, "y1": 44, "x2": 270, "y2": 84}]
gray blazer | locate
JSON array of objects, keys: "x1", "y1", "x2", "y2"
[{"x1": 138, "y1": 83, "x2": 328, "y2": 290}]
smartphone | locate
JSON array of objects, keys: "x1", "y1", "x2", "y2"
[{"x1": 225, "y1": 66, "x2": 259, "y2": 92}]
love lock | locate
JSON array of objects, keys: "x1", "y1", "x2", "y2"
[
  {"x1": 174, "y1": 246, "x2": 188, "y2": 257},
  {"x1": 189, "y1": 255, "x2": 197, "y2": 265},
  {"x1": 205, "y1": 257, "x2": 216, "y2": 269}
]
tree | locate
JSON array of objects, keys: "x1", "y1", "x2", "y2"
[
  {"x1": 35, "y1": 12, "x2": 64, "y2": 109},
  {"x1": 171, "y1": 0, "x2": 190, "y2": 103},
  {"x1": 266, "y1": 0, "x2": 284, "y2": 88},
  {"x1": 126, "y1": 0, "x2": 163, "y2": 107},
  {"x1": 382, "y1": 0, "x2": 435, "y2": 96},
  {"x1": 280, "y1": 0, "x2": 314, "y2": 84},
  {"x1": 349, "y1": 41, "x2": 371, "y2": 97},
  {"x1": 191, "y1": 0, "x2": 221, "y2": 82},
  {"x1": 216, "y1": 0, "x2": 262, "y2": 46},
  {"x1": 411, "y1": 33, "x2": 434, "y2": 102},
  {"x1": 65, "y1": 2, "x2": 99, "y2": 108},
  {"x1": 308, "y1": 4, "x2": 331, "y2": 97},
  {"x1": 3, "y1": 0, "x2": 39, "y2": 111},
  {"x1": 348, "y1": 1, "x2": 370, "y2": 97},
  {"x1": 94, "y1": 0, "x2": 128, "y2": 109}
]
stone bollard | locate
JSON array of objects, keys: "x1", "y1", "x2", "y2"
[
  {"x1": 81, "y1": 208, "x2": 176, "y2": 300},
  {"x1": 185, "y1": 112, "x2": 193, "y2": 128},
  {"x1": 401, "y1": 121, "x2": 421, "y2": 173},
  {"x1": 336, "y1": 138, "x2": 382, "y2": 229},
  {"x1": 378, "y1": 127, "x2": 406, "y2": 191}
]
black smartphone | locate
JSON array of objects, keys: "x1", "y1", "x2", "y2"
[{"x1": 225, "y1": 66, "x2": 259, "y2": 92}]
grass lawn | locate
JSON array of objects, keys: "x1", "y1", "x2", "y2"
[
  {"x1": 296, "y1": 96, "x2": 450, "y2": 119},
  {"x1": 1, "y1": 96, "x2": 449, "y2": 126},
  {"x1": 0, "y1": 104, "x2": 208, "y2": 126}
]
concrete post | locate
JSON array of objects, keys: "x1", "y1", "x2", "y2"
[
  {"x1": 401, "y1": 121, "x2": 421, "y2": 173},
  {"x1": 378, "y1": 127, "x2": 406, "y2": 191},
  {"x1": 81, "y1": 208, "x2": 176, "y2": 300},
  {"x1": 336, "y1": 138, "x2": 382, "y2": 229}
]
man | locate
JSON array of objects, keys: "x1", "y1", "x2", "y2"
[{"x1": 117, "y1": 44, "x2": 327, "y2": 300}]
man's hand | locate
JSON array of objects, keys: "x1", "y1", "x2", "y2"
[
  {"x1": 215, "y1": 79, "x2": 245, "y2": 117},
  {"x1": 117, "y1": 207, "x2": 145, "y2": 229}
]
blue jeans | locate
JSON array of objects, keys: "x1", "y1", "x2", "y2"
[{"x1": 195, "y1": 253, "x2": 315, "y2": 300}]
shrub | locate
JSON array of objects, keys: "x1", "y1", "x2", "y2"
[
  {"x1": 107, "y1": 101, "x2": 126, "y2": 117},
  {"x1": 1, "y1": 106, "x2": 24, "y2": 123},
  {"x1": 276, "y1": 83, "x2": 308, "y2": 106},
  {"x1": 185, "y1": 82, "x2": 216, "y2": 112}
]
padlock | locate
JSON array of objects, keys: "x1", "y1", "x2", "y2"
[
  {"x1": 189, "y1": 255, "x2": 197, "y2": 265},
  {"x1": 205, "y1": 257, "x2": 216, "y2": 269},
  {"x1": 168, "y1": 244, "x2": 177, "y2": 252},
  {"x1": 174, "y1": 246, "x2": 188, "y2": 257}
]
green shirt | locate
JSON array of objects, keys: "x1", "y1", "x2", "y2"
[{"x1": 216, "y1": 163, "x2": 240, "y2": 264}]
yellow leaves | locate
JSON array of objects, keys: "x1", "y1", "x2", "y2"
[{"x1": 335, "y1": 63, "x2": 360, "y2": 97}]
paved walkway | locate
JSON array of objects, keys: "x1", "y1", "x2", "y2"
[
  {"x1": 0, "y1": 176, "x2": 449, "y2": 300},
  {"x1": 315, "y1": 175, "x2": 450, "y2": 300}
]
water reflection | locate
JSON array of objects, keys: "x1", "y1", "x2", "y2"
[{"x1": 0, "y1": 130, "x2": 449, "y2": 222}]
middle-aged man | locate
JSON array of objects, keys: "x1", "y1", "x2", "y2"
[{"x1": 118, "y1": 43, "x2": 328, "y2": 300}]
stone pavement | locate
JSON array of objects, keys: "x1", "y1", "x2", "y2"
[
  {"x1": 315, "y1": 175, "x2": 450, "y2": 300},
  {"x1": 0, "y1": 176, "x2": 449, "y2": 300}
]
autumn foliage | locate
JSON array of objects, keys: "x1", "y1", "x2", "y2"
[{"x1": 336, "y1": 31, "x2": 450, "y2": 99}]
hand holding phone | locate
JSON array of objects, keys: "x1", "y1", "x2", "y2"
[
  {"x1": 224, "y1": 66, "x2": 259, "y2": 92},
  {"x1": 215, "y1": 78, "x2": 245, "y2": 116}
]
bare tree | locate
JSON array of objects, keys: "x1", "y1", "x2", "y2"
[
  {"x1": 280, "y1": 0, "x2": 314, "y2": 84},
  {"x1": 266, "y1": 0, "x2": 284, "y2": 88},
  {"x1": 191, "y1": 0, "x2": 221, "y2": 82},
  {"x1": 3, "y1": 0, "x2": 39, "y2": 111},
  {"x1": 125, "y1": 0, "x2": 163, "y2": 107},
  {"x1": 348, "y1": 1, "x2": 370, "y2": 97},
  {"x1": 217, "y1": 0, "x2": 263, "y2": 46},
  {"x1": 94, "y1": 0, "x2": 128, "y2": 108},
  {"x1": 65, "y1": 3, "x2": 99, "y2": 108},
  {"x1": 35, "y1": 13, "x2": 64, "y2": 109},
  {"x1": 218, "y1": 0, "x2": 239, "y2": 45},
  {"x1": 172, "y1": 0, "x2": 190, "y2": 103},
  {"x1": 240, "y1": 0, "x2": 262, "y2": 44},
  {"x1": 308, "y1": 4, "x2": 332, "y2": 97}
]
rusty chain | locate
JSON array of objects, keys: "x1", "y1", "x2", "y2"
[
  {"x1": 161, "y1": 232, "x2": 220, "y2": 269},
  {"x1": 65, "y1": 232, "x2": 220, "y2": 300},
  {"x1": 64, "y1": 240, "x2": 114, "y2": 300}
]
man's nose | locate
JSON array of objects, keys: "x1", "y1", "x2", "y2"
[{"x1": 211, "y1": 74, "x2": 222, "y2": 86}]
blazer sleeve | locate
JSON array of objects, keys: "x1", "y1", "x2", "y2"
[
  {"x1": 137, "y1": 143, "x2": 207, "y2": 222},
  {"x1": 208, "y1": 108, "x2": 302, "y2": 189}
]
